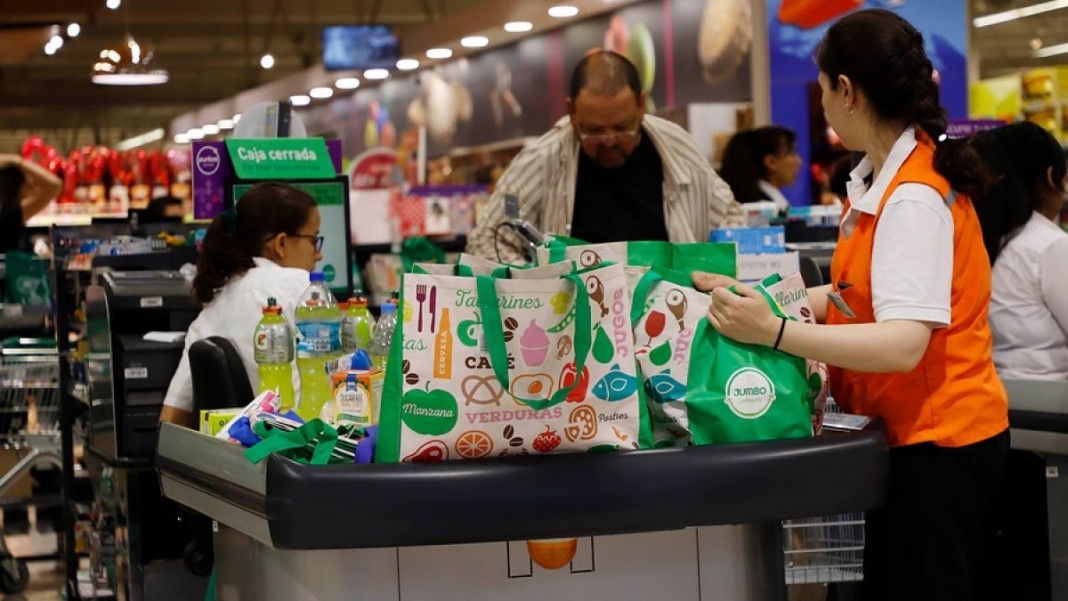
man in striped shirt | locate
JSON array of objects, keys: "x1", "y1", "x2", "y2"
[{"x1": 467, "y1": 50, "x2": 745, "y2": 264}]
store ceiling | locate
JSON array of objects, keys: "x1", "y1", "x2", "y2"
[{"x1": 0, "y1": 0, "x2": 1065, "y2": 152}]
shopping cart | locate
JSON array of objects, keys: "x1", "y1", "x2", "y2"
[
  {"x1": 783, "y1": 512, "x2": 865, "y2": 585},
  {"x1": 0, "y1": 352, "x2": 63, "y2": 594}
]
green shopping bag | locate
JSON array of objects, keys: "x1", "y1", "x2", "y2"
[
  {"x1": 244, "y1": 418, "x2": 343, "y2": 465},
  {"x1": 631, "y1": 270, "x2": 811, "y2": 446},
  {"x1": 686, "y1": 277, "x2": 812, "y2": 445},
  {"x1": 539, "y1": 237, "x2": 736, "y2": 277}
]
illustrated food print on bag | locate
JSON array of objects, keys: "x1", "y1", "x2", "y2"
[
  {"x1": 633, "y1": 282, "x2": 712, "y2": 447},
  {"x1": 392, "y1": 263, "x2": 642, "y2": 463}
]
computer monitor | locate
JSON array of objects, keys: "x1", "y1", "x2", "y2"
[
  {"x1": 322, "y1": 25, "x2": 400, "y2": 71},
  {"x1": 231, "y1": 177, "x2": 353, "y2": 298}
]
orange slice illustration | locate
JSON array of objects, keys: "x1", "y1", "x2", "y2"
[
  {"x1": 527, "y1": 538, "x2": 578, "y2": 570},
  {"x1": 454, "y1": 429, "x2": 494, "y2": 459}
]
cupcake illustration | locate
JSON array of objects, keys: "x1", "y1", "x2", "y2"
[{"x1": 519, "y1": 319, "x2": 549, "y2": 367}]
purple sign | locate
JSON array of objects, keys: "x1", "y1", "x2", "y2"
[
  {"x1": 192, "y1": 139, "x2": 343, "y2": 220},
  {"x1": 946, "y1": 119, "x2": 1004, "y2": 139}
]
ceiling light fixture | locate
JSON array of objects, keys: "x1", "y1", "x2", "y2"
[
  {"x1": 290, "y1": 94, "x2": 311, "y2": 106},
  {"x1": 67, "y1": 23, "x2": 81, "y2": 38},
  {"x1": 396, "y1": 58, "x2": 420, "y2": 70},
  {"x1": 426, "y1": 48, "x2": 452, "y2": 59},
  {"x1": 106, "y1": 0, "x2": 121, "y2": 9},
  {"x1": 173, "y1": 133, "x2": 190, "y2": 144},
  {"x1": 335, "y1": 77, "x2": 360, "y2": 89},
  {"x1": 548, "y1": 5, "x2": 580, "y2": 18},
  {"x1": 186, "y1": 128, "x2": 205, "y2": 140},
  {"x1": 973, "y1": 0, "x2": 1068, "y2": 27},
  {"x1": 117, "y1": 128, "x2": 165, "y2": 150},
  {"x1": 45, "y1": 44, "x2": 59, "y2": 56},
  {"x1": 309, "y1": 87, "x2": 334, "y2": 99},
  {"x1": 92, "y1": 3, "x2": 169, "y2": 86},
  {"x1": 461, "y1": 36, "x2": 489, "y2": 48},
  {"x1": 363, "y1": 68, "x2": 389, "y2": 80},
  {"x1": 504, "y1": 21, "x2": 534, "y2": 33},
  {"x1": 49, "y1": 35, "x2": 64, "y2": 50},
  {"x1": 217, "y1": 119, "x2": 235, "y2": 129},
  {"x1": 1034, "y1": 40, "x2": 1068, "y2": 57},
  {"x1": 202, "y1": 124, "x2": 221, "y2": 135},
  {"x1": 233, "y1": 113, "x2": 241, "y2": 123},
  {"x1": 260, "y1": 53, "x2": 275, "y2": 69}
]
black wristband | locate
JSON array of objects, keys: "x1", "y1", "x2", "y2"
[{"x1": 772, "y1": 317, "x2": 787, "y2": 351}]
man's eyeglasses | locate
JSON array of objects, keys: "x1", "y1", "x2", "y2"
[
  {"x1": 291, "y1": 234, "x2": 324, "y2": 252},
  {"x1": 576, "y1": 123, "x2": 642, "y2": 143}
]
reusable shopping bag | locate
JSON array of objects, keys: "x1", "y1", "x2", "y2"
[
  {"x1": 377, "y1": 260, "x2": 647, "y2": 463},
  {"x1": 632, "y1": 270, "x2": 812, "y2": 446},
  {"x1": 244, "y1": 418, "x2": 344, "y2": 465},
  {"x1": 761, "y1": 272, "x2": 829, "y2": 433},
  {"x1": 537, "y1": 237, "x2": 737, "y2": 278}
]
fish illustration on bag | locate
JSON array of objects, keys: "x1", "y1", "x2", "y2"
[
  {"x1": 644, "y1": 369, "x2": 686, "y2": 403},
  {"x1": 592, "y1": 364, "x2": 638, "y2": 401}
]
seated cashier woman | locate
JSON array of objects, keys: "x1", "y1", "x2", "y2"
[
  {"x1": 970, "y1": 122, "x2": 1068, "y2": 380},
  {"x1": 718, "y1": 126, "x2": 802, "y2": 215},
  {"x1": 159, "y1": 182, "x2": 322, "y2": 428}
]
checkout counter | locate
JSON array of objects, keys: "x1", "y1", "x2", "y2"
[
  {"x1": 1004, "y1": 378, "x2": 1068, "y2": 601},
  {"x1": 157, "y1": 420, "x2": 887, "y2": 601}
]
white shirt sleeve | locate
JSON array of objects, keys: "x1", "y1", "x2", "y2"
[
  {"x1": 1040, "y1": 234, "x2": 1068, "y2": 339},
  {"x1": 870, "y1": 182, "x2": 954, "y2": 326}
]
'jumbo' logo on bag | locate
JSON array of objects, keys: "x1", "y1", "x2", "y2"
[{"x1": 724, "y1": 368, "x2": 776, "y2": 419}]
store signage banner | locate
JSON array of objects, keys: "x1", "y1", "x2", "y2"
[
  {"x1": 766, "y1": 0, "x2": 968, "y2": 205},
  {"x1": 192, "y1": 139, "x2": 343, "y2": 220},
  {"x1": 224, "y1": 138, "x2": 336, "y2": 180}
]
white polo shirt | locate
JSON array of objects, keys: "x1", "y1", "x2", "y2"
[
  {"x1": 841, "y1": 127, "x2": 954, "y2": 326},
  {"x1": 989, "y1": 212, "x2": 1068, "y2": 380},
  {"x1": 163, "y1": 257, "x2": 311, "y2": 413}
]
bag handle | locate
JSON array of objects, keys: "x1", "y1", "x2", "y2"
[
  {"x1": 476, "y1": 272, "x2": 592, "y2": 410},
  {"x1": 245, "y1": 418, "x2": 339, "y2": 465},
  {"x1": 630, "y1": 268, "x2": 697, "y2": 325}
]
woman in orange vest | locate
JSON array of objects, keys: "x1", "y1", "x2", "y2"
[{"x1": 695, "y1": 9, "x2": 1009, "y2": 601}]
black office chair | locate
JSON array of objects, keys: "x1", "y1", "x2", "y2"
[
  {"x1": 799, "y1": 255, "x2": 825, "y2": 288},
  {"x1": 181, "y1": 336, "x2": 254, "y2": 576},
  {"x1": 189, "y1": 336, "x2": 255, "y2": 412}
]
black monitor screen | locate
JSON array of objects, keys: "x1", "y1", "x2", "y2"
[{"x1": 322, "y1": 25, "x2": 400, "y2": 71}]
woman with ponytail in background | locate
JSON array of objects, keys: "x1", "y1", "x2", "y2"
[
  {"x1": 160, "y1": 182, "x2": 322, "y2": 428},
  {"x1": 693, "y1": 10, "x2": 1008, "y2": 600},
  {"x1": 971, "y1": 122, "x2": 1068, "y2": 380}
]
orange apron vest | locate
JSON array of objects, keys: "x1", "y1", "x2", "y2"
[{"x1": 827, "y1": 138, "x2": 1008, "y2": 448}]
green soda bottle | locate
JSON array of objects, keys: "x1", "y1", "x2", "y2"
[
  {"x1": 340, "y1": 295, "x2": 376, "y2": 353},
  {"x1": 253, "y1": 297, "x2": 295, "y2": 412},
  {"x1": 294, "y1": 273, "x2": 343, "y2": 422}
]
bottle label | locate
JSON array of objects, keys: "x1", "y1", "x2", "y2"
[
  {"x1": 296, "y1": 320, "x2": 342, "y2": 356},
  {"x1": 255, "y1": 324, "x2": 294, "y2": 363}
]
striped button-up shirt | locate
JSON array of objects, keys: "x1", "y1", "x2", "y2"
[{"x1": 466, "y1": 114, "x2": 745, "y2": 263}]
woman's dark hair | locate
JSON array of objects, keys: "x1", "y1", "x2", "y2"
[
  {"x1": 815, "y1": 9, "x2": 990, "y2": 198},
  {"x1": 193, "y1": 182, "x2": 316, "y2": 305},
  {"x1": 719, "y1": 126, "x2": 797, "y2": 204},
  {"x1": 0, "y1": 166, "x2": 25, "y2": 210},
  {"x1": 970, "y1": 122, "x2": 1067, "y2": 264}
]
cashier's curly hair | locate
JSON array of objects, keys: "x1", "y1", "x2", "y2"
[
  {"x1": 816, "y1": 9, "x2": 991, "y2": 198},
  {"x1": 193, "y1": 182, "x2": 316, "y2": 305}
]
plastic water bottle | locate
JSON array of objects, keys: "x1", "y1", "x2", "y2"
[
  {"x1": 295, "y1": 273, "x2": 343, "y2": 422},
  {"x1": 340, "y1": 295, "x2": 376, "y2": 353},
  {"x1": 253, "y1": 298, "x2": 295, "y2": 412},
  {"x1": 367, "y1": 301, "x2": 398, "y2": 370}
]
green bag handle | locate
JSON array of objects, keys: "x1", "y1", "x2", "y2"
[
  {"x1": 244, "y1": 418, "x2": 339, "y2": 465},
  {"x1": 476, "y1": 272, "x2": 592, "y2": 410},
  {"x1": 630, "y1": 268, "x2": 698, "y2": 325}
]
